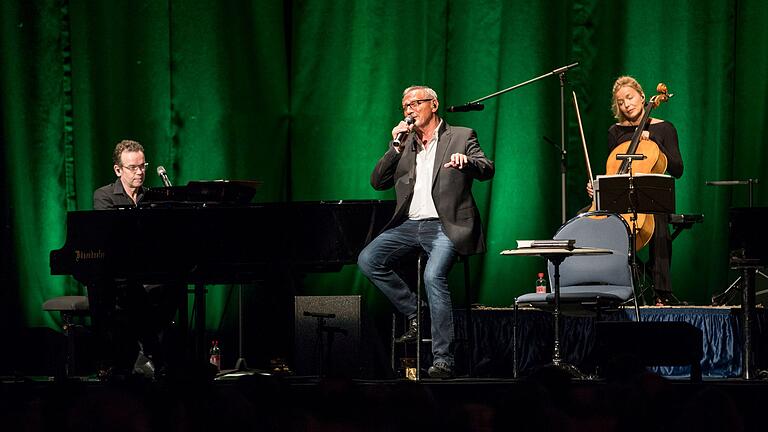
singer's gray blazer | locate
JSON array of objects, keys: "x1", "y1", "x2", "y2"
[{"x1": 370, "y1": 120, "x2": 494, "y2": 256}]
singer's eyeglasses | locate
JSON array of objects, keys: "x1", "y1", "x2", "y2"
[
  {"x1": 121, "y1": 162, "x2": 149, "y2": 173},
  {"x1": 401, "y1": 98, "x2": 433, "y2": 112}
]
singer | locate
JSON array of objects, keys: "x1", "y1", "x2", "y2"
[
  {"x1": 358, "y1": 85, "x2": 494, "y2": 378},
  {"x1": 90, "y1": 139, "x2": 182, "y2": 381}
]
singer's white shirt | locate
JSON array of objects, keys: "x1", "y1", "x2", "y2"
[{"x1": 408, "y1": 120, "x2": 441, "y2": 220}]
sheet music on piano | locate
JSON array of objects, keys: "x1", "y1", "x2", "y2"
[{"x1": 144, "y1": 180, "x2": 262, "y2": 207}]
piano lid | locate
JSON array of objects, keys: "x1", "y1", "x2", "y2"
[{"x1": 144, "y1": 180, "x2": 262, "y2": 206}]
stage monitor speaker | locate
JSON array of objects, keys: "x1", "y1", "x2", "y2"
[
  {"x1": 595, "y1": 321, "x2": 703, "y2": 381},
  {"x1": 294, "y1": 295, "x2": 361, "y2": 377}
]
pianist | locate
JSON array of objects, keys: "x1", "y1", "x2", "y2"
[
  {"x1": 89, "y1": 139, "x2": 180, "y2": 379},
  {"x1": 93, "y1": 139, "x2": 147, "y2": 208},
  {"x1": 358, "y1": 86, "x2": 494, "y2": 378}
]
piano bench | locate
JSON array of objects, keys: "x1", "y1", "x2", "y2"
[{"x1": 42, "y1": 295, "x2": 90, "y2": 378}]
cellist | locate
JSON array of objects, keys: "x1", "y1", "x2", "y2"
[{"x1": 588, "y1": 76, "x2": 684, "y2": 305}]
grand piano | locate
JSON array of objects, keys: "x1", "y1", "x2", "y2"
[
  {"x1": 50, "y1": 201, "x2": 395, "y2": 284},
  {"x1": 50, "y1": 181, "x2": 395, "y2": 364}
]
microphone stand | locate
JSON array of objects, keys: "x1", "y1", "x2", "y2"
[
  {"x1": 558, "y1": 72, "x2": 567, "y2": 224},
  {"x1": 217, "y1": 284, "x2": 271, "y2": 378},
  {"x1": 447, "y1": 62, "x2": 579, "y2": 223}
]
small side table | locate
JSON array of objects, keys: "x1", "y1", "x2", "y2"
[{"x1": 501, "y1": 247, "x2": 612, "y2": 377}]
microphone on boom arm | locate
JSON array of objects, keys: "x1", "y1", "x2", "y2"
[{"x1": 446, "y1": 103, "x2": 484, "y2": 113}]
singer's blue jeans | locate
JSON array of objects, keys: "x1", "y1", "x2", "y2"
[{"x1": 357, "y1": 219, "x2": 457, "y2": 366}]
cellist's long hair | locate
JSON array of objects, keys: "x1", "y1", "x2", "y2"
[{"x1": 611, "y1": 76, "x2": 645, "y2": 123}]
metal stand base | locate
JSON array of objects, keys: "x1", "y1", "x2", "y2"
[
  {"x1": 216, "y1": 285, "x2": 271, "y2": 379},
  {"x1": 712, "y1": 270, "x2": 768, "y2": 306},
  {"x1": 550, "y1": 360, "x2": 590, "y2": 379}
]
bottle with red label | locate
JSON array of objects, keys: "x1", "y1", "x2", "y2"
[
  {"x1": 209, "y1": 340, "x2": 221, "y2": 371},
  {"x1": 535, "y1": 272, "x2": 547, "y2": 293}
]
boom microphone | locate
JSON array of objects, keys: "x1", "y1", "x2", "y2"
[
  {"x1": 156, "y1": 165, "x2": 172, "y2": 187},
  {"x1": 447, "y1": 103, "x2": 484, "y2": 113}
]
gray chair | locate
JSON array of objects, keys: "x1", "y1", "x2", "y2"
[
  {"x1": 42, "y1": 295, "x2": 90, "y2": 378},
  {"x1": 516, "y1": 211, "x2": 638, "y2": 317},
  {"x1": 513, "y1": 211, "x2": 639, "y2": 377}
]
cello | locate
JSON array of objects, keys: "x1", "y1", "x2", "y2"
[{"x1": 576, "y1": 83, "x2": 673, "y2": 250}]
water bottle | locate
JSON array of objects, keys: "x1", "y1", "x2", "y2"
[
  {"x1": 209, "y1": 340, "x2": 221, "y2": 370},
  {"x1": 535, "y1": 272, "x2": 547, "y2": 293}
]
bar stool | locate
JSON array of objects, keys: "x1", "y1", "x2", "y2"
[
  {"x1": 391, "y1": 253, "x2": 473, "y2": 379},
  {"x1": 42, "y1": 295, "x2": 90, "y2": 378}
]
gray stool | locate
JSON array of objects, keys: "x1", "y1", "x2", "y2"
[{"x1": 42, "y1": 295, "x2": 90, "y2": 378}]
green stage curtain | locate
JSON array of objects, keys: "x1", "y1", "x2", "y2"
[{"x1": 2, "y1": 0, "x2": 767, "y2": 331}]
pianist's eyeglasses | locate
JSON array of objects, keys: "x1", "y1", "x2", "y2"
[{"x1": 122, "y1": 162, "x2": 149, "y2": 173}]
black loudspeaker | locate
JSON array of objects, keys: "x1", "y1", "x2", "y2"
[
  {"x1": 595, "y1": 321, "x2": 703, "y2": 381},
  {"x1": 294, "y1": 295, "x2": 361, "y2": 377}
]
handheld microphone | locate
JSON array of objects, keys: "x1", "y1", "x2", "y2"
[
  {"x1": 156, "y1": 166, "x2": 172, "y2": 187},
  {"x1": 392, "y1": 116, "x2": 415, "y2": 148},
  {"x1": 447, "y1": 103, "x2": 484, "y2": 113}
]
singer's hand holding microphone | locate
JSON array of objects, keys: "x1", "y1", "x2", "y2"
[{"x1": 391, "y1": 115, "x2": 414, "y2": 152}]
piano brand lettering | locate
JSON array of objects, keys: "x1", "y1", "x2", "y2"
[{"x1": 75, "y1": 249, "x2": 105, "y2": 262}]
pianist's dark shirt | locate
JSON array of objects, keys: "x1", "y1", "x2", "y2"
[{"x1": 93, "y1": 179, "x2": 145, "y2": 209}]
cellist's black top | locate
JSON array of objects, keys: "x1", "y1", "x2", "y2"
[{"x1": 608, "y1": 121, "x2": 683, "y2": 178}]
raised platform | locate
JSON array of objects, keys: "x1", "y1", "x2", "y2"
[
  {"x1": 455, "y1": 306, "x2": 767, "y2": 379},
  {"x1": 4, "y1": 304, "x2": 768, "y2": 430}
]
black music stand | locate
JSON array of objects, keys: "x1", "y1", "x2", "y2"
[
  {"x1": 595, "y1": 170, "x2": 676, "y2": 305},
  {"x1": 595, "y1": 173, "x2": 676, "y2": 216}
]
